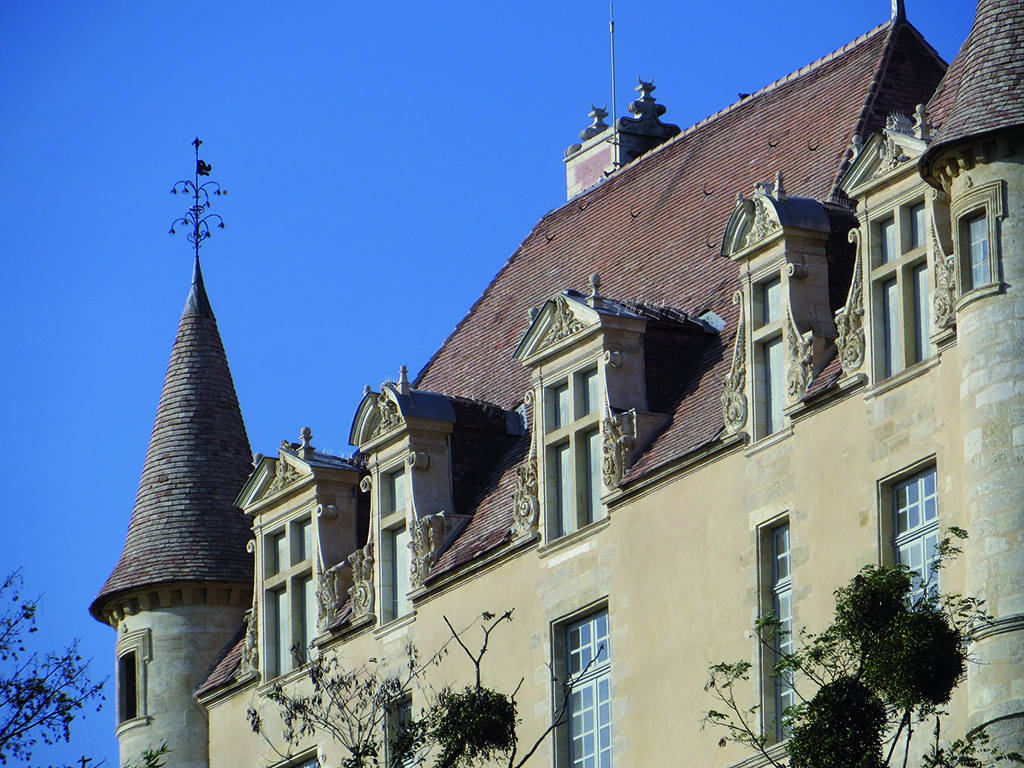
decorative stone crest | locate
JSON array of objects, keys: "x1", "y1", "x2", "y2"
[
  {"x1": 347, "y1": 543, "x2": 374, "y2": 620},
  {"x1": 580, "y1": 103, "x2": 609, "y2": 141},
  {"x1": 932, "y1": 223, "x2": 957, "y2": 330},
  {"x1": 373, "y1": 392, "x2": 404, "y2": 437},
  {"x1": 835, "y1": 229, "x2": 866, "y2": 374},
  {"x1": 541, "y1": 295, "x2": 587, "y2": 349},
  {"x1": 602, "y1": 409, "x2": 634, "y2": 488},
  {"x1": 721, "y1": 291, "x2": 748, "y2": 432},
  {"x1": 785, "y1": 307, "x2": 814, "y2": 403},
  {"x1": 511, "y1": 392, "x2": 539, "y2": 538},
  {"x1": 744, "y1": 186, "x2": 780, "y2": 248},
  {"x1": 240, "y1": 597, "x2": 259, "y2": 674},
  {"x1": 269, "y1": 456, "x2": 301, "y2": 494}
]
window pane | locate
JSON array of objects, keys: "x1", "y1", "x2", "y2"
[
  {"x1": 273, "y1": 531, "x2": 287, "y2": 576},
  {"x1": 771, "y1": 523, "x2": 793, "y2": 740},
  {"x1": 552, "y1": 383, "x2": 571, "y2": 429},
  {"x1": 392, "y1": 525, "x2": 409, "y2": 618},
  {"x1": 271, "y1": 586, "x2": 289, "y2": 675},
  {"x1": 763, "y1": 278, "x2": 781, "y2": 325},
  {"x1": 883, "y1": 277, "x2": 900, "y2": 377},
  {"x1": 297, "y1": 518, "x2": 312, "y2": 564},
  {"x1": 912, "y1": 263, "x2": 930, "y2": 363},
  {"x1": 118, "y1": 652, "x2": 138, "y2": 722},
  {"x1": 880, "y1": 217, "x2": 896, "y2": 264},
  {"x1": 894, "y1": 468, "x2": 940, "y2": 602},
  {"x1": 911, "y1": 203, "x2": 926, "y2": 250},
  {"x1": 968, "y1": 214, "x2": 989, "y2": 289},
  {"x1": 556, "y1": 442, "x2": 573, "y2": 535},
  {"x1": 764, "y1": 337, "x2": 784, "y2": 435},
  {"x1": 568, "y1": 612, "x2": 611, "y2": 768},
  {"x1": 584, "y1": 428, "x2": 601, "y2": 524},
  {"x1": 302, "y1": 574, "x2": 317, "y2": 655},
  {"x1": 390, "y1": 470, "x2": 406, "y2": 515},
  {"x1": 582, "y1": 369, "x2": 599, "y2": 416}
]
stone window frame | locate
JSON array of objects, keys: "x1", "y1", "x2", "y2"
[
  {"x1": 887, "y1": 464, "x2": 940, "y2": 603},
  {"x1": 262, "y1": 510, "x2": 316, "y2": 678},
  {"x1": 550, "y1": 602, "x2": 612, "y2": 768},
  {"x1": 756, "y1": 515, "x2": 792, "y2": 744},
  {"x1": 876, "y1": 457, "x2": 939, "y2": 585},
  {"x1": 114, "y1": 627, "x2": 151, "y2": 736},
  {"x1": 270, "y1": 749, "x2": 320, "y2": 768},
  {"x1": 952, "y1": 179, "x2": 1004, "y2": 307},
  {"x1": 541, "y1": 363, "x2": 604, "y2": 541},
  {"x1": 867, "y1": 193, "x2": 933, "y2": 383},
  {"x1": 750, "y1": 267, "x2": 786, "y2": 439}
]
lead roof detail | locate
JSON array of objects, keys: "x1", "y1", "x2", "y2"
[{"x1": 90, "y1": 259, "x2": 254, "y2": 621}]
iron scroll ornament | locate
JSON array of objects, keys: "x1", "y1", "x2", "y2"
[{"x1": 169, "y1": 137, "x2": 225, "y2": 255}]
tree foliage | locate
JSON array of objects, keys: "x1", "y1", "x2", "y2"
[
  {"x1": 249, "y1": 609, "x2": 590, "y2": 768},
  {"x1": 0, "y1": 570, "x2": 105, "y2": 765},
  {"x1": 703, "y1": 529, "x2": 1024, "y2": 768}
]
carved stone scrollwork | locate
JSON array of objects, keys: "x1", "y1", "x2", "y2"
[
  {"x1": 269, "y1": 457, "x2": 301, "y2": 493},
  {"x1": 512, "y1": 390, "x2": 540, "y2": 538},
  {"x1": 410, "y1": 514, "x2": 446, "y2": 588},
  {"x1": 744, "y1": 192, "x2": 780, "y2": 248},
  {"x1": 541, "y1": 295, "x2": 587, "y2": 349},
  {"x1": 512, "y1": 457, "x2": 539, "y2": 537},
  {"x1": 932, "y1": 223, "x2": 957, "y2": 330},
  {"x1": 721, "y1": 291, "x2": 748, "y2": 433},
  {"x1": 347, "y1": 543, "x2": 374, "y2": 620},
  {"x1": 601, "y1": 409, "x2": 634, "y2": 488},
  {"x1": 835, "y1": 229, "x2": 866, "y2": 374},
  {"x1": 373, "y1": 393, "x2": 404, "y2": 437},
  {"x1": 315, "y1": 555, "x2": 335, "y2": 634},
  {"x1": 785, "y1": 307, "x2": 814, "y2": 403},
  {"x1": 240, "y1": 598, "x2": 259, "y2": 675}
]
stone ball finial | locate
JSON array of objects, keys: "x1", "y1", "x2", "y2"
[
  {"x1": 589, "y1": 272, "x2": 602, "y2": 297},
  {"x1": 300, "y1": 426, "x2": 312, "y2": 439},
  {"x1": 364, "y1": 384, "x2": 372, "y2": 395}
]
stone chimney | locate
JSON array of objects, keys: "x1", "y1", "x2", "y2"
[{"x1": 564, "y1": 78, "x2": 680, "y2": 199}]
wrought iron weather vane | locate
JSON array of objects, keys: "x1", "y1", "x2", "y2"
[{"x1": 169, "y1": 137, "x2": 225, "y2": 261}]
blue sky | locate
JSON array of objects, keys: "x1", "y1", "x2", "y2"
[{"x1": 0, "y1": 1, "x2": 975, "y2": 765}]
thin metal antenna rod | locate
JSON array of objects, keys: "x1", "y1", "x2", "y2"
[
  {"x1": 610, "y1": 2, "x2": 618, "y2": 167},
  {"x1": 610, "y1": 2, "x2": 617, "y2": 125}
]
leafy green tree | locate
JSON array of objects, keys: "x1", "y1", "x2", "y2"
[
  {"x1": 0, "y1": 570, "x2": 105, "y2": 765},
  {"x1": 703, "y1": 529, "x2": 1024, "y2": 768}
]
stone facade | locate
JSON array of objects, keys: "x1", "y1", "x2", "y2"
[{"x1": 95, "y1": 3, "x2": 1024, "y2": 767}]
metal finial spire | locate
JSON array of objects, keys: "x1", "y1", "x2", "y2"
[{"x1": 169, "y1": 138, "x2": 225, "y2": 263}]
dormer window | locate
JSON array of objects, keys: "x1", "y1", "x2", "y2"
[
  {"x1": 516, "y1": 281, "x2": 694, "y2": 542},
  {"x1": 545, "y1": 368, "x2": 603, "y2": 537}
]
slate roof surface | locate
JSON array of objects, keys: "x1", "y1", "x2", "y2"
[
  {"x1": 413, "y1": 17, "x2": 947, "y2": 580},
  {"x1": 924, "y1": 0, "x2": 1024, "y2": 160},
  {"x1": 91, "y1": 260, "x2": 255, "y2": 620}
]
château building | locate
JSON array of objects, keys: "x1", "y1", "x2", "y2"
[{"x1": 91, "y1": 0, "x2": 1024, "y2": 766}]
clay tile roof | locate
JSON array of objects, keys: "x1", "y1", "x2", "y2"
[
  {"x1": 410, "y1": 17, "x2": 948, "y2": 579},
  {"x1": 91, "y1": 259, "x2": 255, "y2": 621},
  {"x1": 923, "y1": 0, "x2": 1024, "y2": 166},
  {"x1": 195, "y1": 624, "x2": 246, "y2": 697}
]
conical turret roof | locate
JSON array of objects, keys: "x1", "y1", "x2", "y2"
[
  {"x1": 921, "y1": 0, "x2": 1024, "y2": 176},
  {"x1": 91, "y1": 259, "x2": 254, "y2": 621}
]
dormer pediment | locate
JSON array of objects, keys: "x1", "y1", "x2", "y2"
[
  {"x1": 516, "y1": 288, "x2": 654, "y2": 368},
  {"x1": 841, "y1": 111, "x2": 932, "y2": 196},
  {"x1": 237, "y1": 429, "x2": 365, "y2": 511},
  {"x1": 721, "y1": 175, "x2": 830, "y2": 261},
  {"x1": 350, "y1": 377, "x2": 456, "y2": 451}
]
